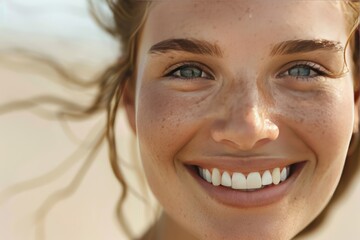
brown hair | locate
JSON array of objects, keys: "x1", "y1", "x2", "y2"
[{"x1": 90, "y1": 0, "x2": 360, "y2": 238}]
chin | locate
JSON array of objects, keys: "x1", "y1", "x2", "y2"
[
  {"x1": 181, "y1": 205, "x2": 308, "y2": 240},
  {"x1": 194, "y1": 222, "x2": 300, "y2": 240}
]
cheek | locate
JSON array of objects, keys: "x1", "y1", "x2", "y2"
[
  {"x1": 134, "y1": 83, "x2": 218, "y2": 219},
  {"x1": 312, "y1": 92, "x2": 353, "y2": 197},
  {"x1": 282, "y1": 90, "x2": 353, "y2": 162},
  {"x1": 274, "y1": 79, "x2": 353, "y2": 149},
  {"x1": 135, "y1": 84, "x2": 209, "y2": 186},
  {"x1": 136, "y1": 85, "x2": 210, "y2": 153},
  {"x1": 277, "y1": 85, "x2": 354, "y2": 212}
]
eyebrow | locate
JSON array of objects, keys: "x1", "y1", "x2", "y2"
[
  {"x1": 270, "y1": 39, "x2": 344, "y2": 56},
  {"x1": 148, "y1": 38, "x2": 344, "y2": 58},
  {"x1": 148, "y1": 38, "x2": 224, "y2": 57}
]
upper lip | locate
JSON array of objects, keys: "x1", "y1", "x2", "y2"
[{"x1": 183, "y1": 156, "x2": 303, "y2": 173}]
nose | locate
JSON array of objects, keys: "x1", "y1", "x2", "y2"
[{"x1": 211, "y1": 100, "x2": 279, "y2": 151}]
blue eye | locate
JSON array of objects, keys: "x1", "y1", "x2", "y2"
[
  {"x1": 284, "y1": 64, "x2": 324, "y2": 79},
  {"x1": 167, "y1": 64, "x2": 211, "y2": 79},
  {"x1": 178, "y1": 67, "x2": 202, "y2": 78}
]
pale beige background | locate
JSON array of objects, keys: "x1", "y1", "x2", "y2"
[{"x1": 0, "y1": 1, "x2": 359, "y2": 240}]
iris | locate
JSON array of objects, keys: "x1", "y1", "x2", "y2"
[
  {"x1": 178, "y1": 66, "x2": 202, "y2": 78},
  {"x1": 288, "y1": 66, "x2": 312, "y2": 77}
]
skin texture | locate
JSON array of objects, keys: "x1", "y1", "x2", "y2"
[{"x1": 124, "y1": 1, "x2": 359, "y2": 239}]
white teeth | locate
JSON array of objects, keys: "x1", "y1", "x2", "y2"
[
  {"x1": 280, "y1": 167, "x2": 287, "y2": 182},
  {"x1": 272, "y1": 168, "x2": 281, "y2": 185},
  {"x1": 198, "y1": 165, "x2": 291, "y2": 190},
  {"x1": 212, "y1": 168, "x2": 221, "y2": 186},
  {"x1": 221, "y1": 171, "x2": 232, "y2": 187},
  {"x1": 232, "y1": 172, "x2": 246, "y2": 190},
  {"x1": 246, "y1": 172, "x2": 262, "y2": 189},
  {"x1": 205, "y1": 169, "x2": 212, "y2": 183},
  {"x1": 261, "y1": 170, "x2": 273, "y2": 186}
]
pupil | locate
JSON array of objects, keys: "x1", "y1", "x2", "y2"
[
  {"x1": 180, "y1": 67, "x2": 201, "y2": 78},
  {"x1": 289, "y1": 67, "x2": 310, "y2": 76}
]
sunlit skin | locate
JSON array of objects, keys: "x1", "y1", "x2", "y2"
[{"x1": 124, "y1": 1, "x2": 358, "y2": 239}]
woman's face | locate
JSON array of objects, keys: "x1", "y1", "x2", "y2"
[{"x1": 129, "y1": 0, "x2": 357, "y2": 239}]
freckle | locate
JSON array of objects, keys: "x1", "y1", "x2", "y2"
[
  {"x1": 161, "y1": 125, "x2": 164, "y2": 129},
  {"x1": 162, "y1": 117, "x2": 165, "y2": 122}
]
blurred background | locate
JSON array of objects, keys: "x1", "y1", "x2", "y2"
[{"x1": 0, "y1": 0, "x2": 359, "y2": 239}]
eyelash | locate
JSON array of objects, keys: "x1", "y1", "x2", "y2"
[
  {"x1": 164, "y1": 62, "x2": 213, "y2": 80},
  {"x1": 164, "y1": 61, "x2": 330, "y2": 82},
  {"x1": 277, "y1": 61, "x2": 330, "y2": 81}
]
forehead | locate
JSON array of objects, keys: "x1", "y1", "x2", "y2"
[{"x1": 140, "y1": 0, "x2": 348, "y2": 54}]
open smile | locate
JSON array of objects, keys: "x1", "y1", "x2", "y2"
[
  {"x1": 198, "y1": 165, "x2": 291, "y2": 191},
  {"x1": 186, "y1": 161, "x2": 307, "y2": 208}
]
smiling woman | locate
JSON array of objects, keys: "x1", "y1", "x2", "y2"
[
  {"x1": 128, "y1": 1, "x2": 359, "y2": 239},
  {"x1": 1, "y1": 0, "x2": 360, "y2": 240}
]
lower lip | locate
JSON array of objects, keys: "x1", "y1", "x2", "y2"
[{"x1": 186, "y1": 162, "x2": 305, "y2": 208}]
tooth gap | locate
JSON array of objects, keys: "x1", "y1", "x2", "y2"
[{"x1": 289, "y1": 164, "x2": 295, "y2": 177}]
